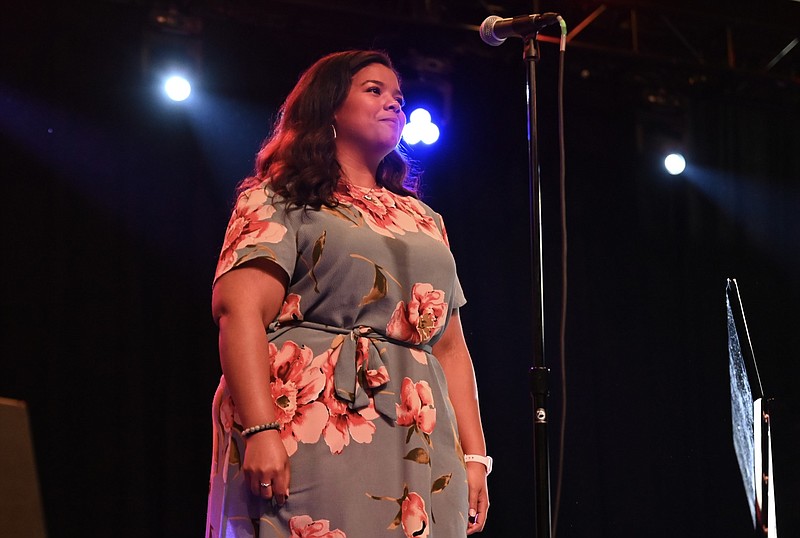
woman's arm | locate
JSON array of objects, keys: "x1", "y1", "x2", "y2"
[
  {"x1": 212, "y1": 259, "x2": 291, "y2": 504},
  {"x1": 432, "y1": 310, "x2": 489, "y2": 534}
]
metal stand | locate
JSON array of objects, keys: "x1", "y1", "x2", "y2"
[{"x1": 523, "y1": 34, "x2": 553, "y2": 538}]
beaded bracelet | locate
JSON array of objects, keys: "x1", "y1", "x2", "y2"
[{"x1": 242, "y1": 421, "x2": 281, "y2": 437}]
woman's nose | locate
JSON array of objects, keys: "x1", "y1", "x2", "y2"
[{"x1": 385, "y1": 98, "x2": 402, "y2": 112}]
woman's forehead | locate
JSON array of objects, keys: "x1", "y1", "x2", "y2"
[{"x1": 352, "y1": 64, "x2": 400, "y2": 86}]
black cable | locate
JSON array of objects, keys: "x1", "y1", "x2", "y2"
[{"x1": 551, "y1": 30, "x2": 568, "y2": 538}]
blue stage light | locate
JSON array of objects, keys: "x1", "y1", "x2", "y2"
[
  {"x1": 403, "y1": 108, "x2": 440, "y2": 145},
  {"x1": 164, "y1": 75, "x2": 192, "y2": 102},
  {"x1": 664, "y1": 153, "x2": 686, "y2": 175}
]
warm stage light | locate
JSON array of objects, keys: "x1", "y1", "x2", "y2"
[
  {"x1": 402, "y1": 108, "x2": 440, "y2": 145},
  {"x1": 664, "y1": 153, "x2": 686, "y2": 175},
  {"x1": 164, "y1": 75, "x2": 192, "y2": 102}
]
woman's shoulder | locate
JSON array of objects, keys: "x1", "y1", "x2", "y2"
[
  {"x1": 236, "y1": 180, "x2": 289, "y2": 207},
  {"x1": 408, "y1": 195, "x2": 438, "y2": 215},
  {"x1": 392, "y1": 190, "x2": 442, "y2": 221}
]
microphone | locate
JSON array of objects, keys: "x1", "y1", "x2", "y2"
[{"x1": 479, "y1": 13, "x2": 560, "y2": 46}]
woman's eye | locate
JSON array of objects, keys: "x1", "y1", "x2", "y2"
[{"x1": 368, "y1": 87, "x2": 381, "y2": 95}]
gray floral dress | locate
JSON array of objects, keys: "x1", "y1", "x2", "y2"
[{"x1": 205, "y1": 180, "x2": 469, "y2": 538}]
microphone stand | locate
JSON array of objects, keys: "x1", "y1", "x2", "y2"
[{"x1": 523, "y1": 33, "x2": 553, "y2": 538}]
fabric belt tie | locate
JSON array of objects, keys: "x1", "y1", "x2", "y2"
[{"x1": 267, "y1": 320, "x2": 432, "y2": 420}]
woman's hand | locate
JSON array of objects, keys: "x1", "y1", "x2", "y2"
[
  {"x1": 244, "y1": 430, "x2": 291, "y2": 505},
  {"x1": 466, "y1": 462, "x2": 489, "y2": 534}
]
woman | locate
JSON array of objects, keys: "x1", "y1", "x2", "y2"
[{"x1": 205, "y1": 50, "x2": 490, "y2": 538}]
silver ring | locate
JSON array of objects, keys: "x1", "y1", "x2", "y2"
[{"x1": 259, "y1": 482, "x2": 271, "y2": 489}]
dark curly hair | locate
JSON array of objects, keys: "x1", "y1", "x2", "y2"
[{"x1": 239, "y1": 50, "x2": 420, "y2": 207}]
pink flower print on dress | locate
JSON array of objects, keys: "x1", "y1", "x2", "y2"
[
  {"x1": 400, "y1": 492, "x2": 430, "y2": 538},
  {"x1": 367, "y1": 485, "x2": 448, "y2": 536},
  {"x1": 393, "y1": 195, "x2": 443, "y2": 242},
  {"x1": 277, "y1": 293, "x2": 303, "y2": 323},
  {"x1": 396, "y1": 377, "x2": 436, "y2": 436},
  {"x1": 336, "y1": 184, "x2": 417, "y2": 238},
  {"x1": 355, "y1": 336, "x2": 390, "y2": 388},
  {"x1": 216, "y1": 188, "x2": 287, "y2": 279},
  {"x1": 288, "y1": 515, "x2": 347, "y2": 538},
  {"x1": 218, "y1": 395, "x2": 236, "y2": 433},
  {"x1": 269, "y1": 341, "x2": 328, "y2": 456},
  {"x1": 386, "y1": 283, "x2": 448, "y2": 344},
  {"x1": 312, "y1": 343, "x2": 379, "y2": 454}
]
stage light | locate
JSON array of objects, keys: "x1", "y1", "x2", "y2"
[
  {"x1": 398, "y1": 53, "x2": 452, "y2": 148},
  {"x1": 142, "y1": 7, "x2": 203, "y2": 104},
  {"x1": 164, "y1": 75, "x2": 192, "y2": 102},
  {"x1": 664, "y1": 153, "x2": 686, "y2": 175},
  {"x1": 402, "y1": 107, "x2": 440, "y2": 145}
]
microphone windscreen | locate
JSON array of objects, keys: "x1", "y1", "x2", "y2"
[{"x1": 479, "y1": 16, "x2": 505, "y2": 46}]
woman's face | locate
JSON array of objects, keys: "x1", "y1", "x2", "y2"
[{"x1": 333, "y1": 63, "x2": 406, "y2": 164}]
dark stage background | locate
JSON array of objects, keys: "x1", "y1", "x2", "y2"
[{"x1": 2, "y1": 1, "x2": 799, "y2": 537}]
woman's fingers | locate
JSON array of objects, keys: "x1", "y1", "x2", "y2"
[
  {"x1": 271, "y1": 470, "x2": 291, "y2": 506},
  {"x1": 258, "y1": 480, "x2": 274, "y2": 499}
]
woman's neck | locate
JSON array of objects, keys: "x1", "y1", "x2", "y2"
[
  {"x1": 336, "y1": 146, "x2": 380, "y2": 188},
  {"x1": 342, "y1": 171, "x2": 378, "y2": 189}
]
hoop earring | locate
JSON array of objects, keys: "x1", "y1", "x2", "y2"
[{"x1": 331, "y1": 124, "x2": 337, "y2": 139}]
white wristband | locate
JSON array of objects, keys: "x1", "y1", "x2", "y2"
[{"x1": 464, "y1": 454, "x2": 493, "y2": 475}]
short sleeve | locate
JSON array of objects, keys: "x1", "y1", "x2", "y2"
[
  {"x1": 451, "y1": 273, "x2": 466, "y2": 310},
  {"x1": 437, "y1": 212, "x2": 467, "y2": 309},
  {"x1": 213, "y1": 184, "x2": 298, "y2": 286}
]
